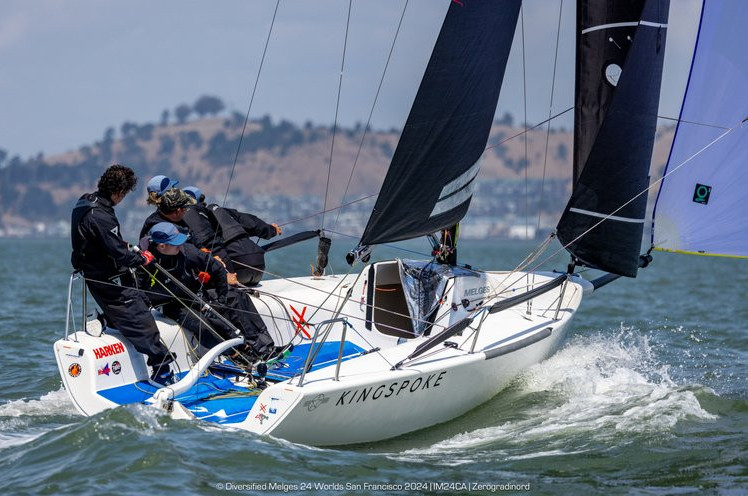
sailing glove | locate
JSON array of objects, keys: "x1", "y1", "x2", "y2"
[{"x1": 141, "y1": 250, "x2": 155, "y2": 265}]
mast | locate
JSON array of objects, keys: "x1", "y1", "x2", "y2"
[
  {"x1": 556, "y1": 0, "x2": 669, "y2": 278},
  {"x1": 355, "y1": 0, "x2": 522, "y2": 252}
]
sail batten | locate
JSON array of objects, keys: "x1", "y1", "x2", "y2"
[
  {"x1": 358, "y1": 0, "x2": 521, "y2": 247},
  {"x1": 581, "y1": 19, "x2": 669, "y2": 34},
  {"x1": 568, "y1": 208, "x2": 645, "y2": 224}
]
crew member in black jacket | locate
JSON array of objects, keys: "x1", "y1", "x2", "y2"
[
  {"x1": 71, "y1": 164, "x2": 175, "y2": 386},
  {"x1": 183, "y1": 186, "x2": 282, "y2": 286},
  {"x1": 137, "y1": 222, "x2": 276, "y2": 361},
  {"x1": 139, "y1": 187, "x2": 194, "y2": 240}
]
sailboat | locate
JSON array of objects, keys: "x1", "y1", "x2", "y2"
[{"x1": 53, "y1": 0, "x2": 744, "y2": 446}]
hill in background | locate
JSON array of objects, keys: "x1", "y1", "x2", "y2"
[{"x1": 0, "y1": 95, "x2": 675, "y2": 240}]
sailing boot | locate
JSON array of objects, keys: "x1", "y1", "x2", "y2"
[
  {"x1": 148, "y1": 353, "x2": 177, "y2": 387},
  {"x1": 149, "y1": 363, "x2": 175, "y2": 387}
]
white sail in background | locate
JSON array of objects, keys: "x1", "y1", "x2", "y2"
[{"x1": 652, "y1": 0, "x2": 748, "y2": 257}]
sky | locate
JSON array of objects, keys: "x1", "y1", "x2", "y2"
[{"x1": 0, "y1": 0, "x2": 701, "y2": 159}]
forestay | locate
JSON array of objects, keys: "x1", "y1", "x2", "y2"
[
  {"x1": 651, "y1": 0, "x2": 748, "y2": 258},
  {"x1": 359, "y1": 0, "x2": 521, "y2": 247}
]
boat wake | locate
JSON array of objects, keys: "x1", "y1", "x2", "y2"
[
  {"x1": 0, "y1": 388, "x2": 78, "y2": 419},
  {"x1": 0, "y1": 388, "x2": 79, "y2": 451},
  {"x1": 396, "y1": 328, "x2": 716, "y2": 462}
]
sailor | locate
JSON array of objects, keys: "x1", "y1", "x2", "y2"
[
  {"x1": 183, "y1": 185, "x2": 282, "y2": 286},
  {"x1": 179, "y1": 186, "x2": 238, "y2": 285},
  {"x1": 181, "y1": 186, "x2": 216, "y2": 252},
  {"x1": 139, "y1": 187, "x2": 195, "y2": 240},
  {"x1": 145, "y1": 174, "x2": 179, "y2": 207},
  {"x1": 137, "y1": 222, "x2": 277, "y2": 362},
  {"x1": 70, "y1": 164, "x2": 176, "y2": 386}
]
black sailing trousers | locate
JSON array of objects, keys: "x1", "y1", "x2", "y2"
[
  {"x1": 86, "y1": 278, "x2": 173, "y2": 367},
  {"x1": 166, "y1": 288, "x2": 274, "y2": 355},
  {"x1": 226, "y1": 238, "x2": 266, "y2": 286}
]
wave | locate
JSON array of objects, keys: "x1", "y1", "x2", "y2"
[
  {"x1": 396, "y1": 328, "x2": 717, "y2": 461},
  {"x1": 0, "y1": 389, "x2": 80, "y2": 452},
  {"x1": 0, "y1": 388, "x2": 78, "y2": 419}
]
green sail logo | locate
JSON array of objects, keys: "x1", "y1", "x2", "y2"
[{"x1": 693, "y1": 183, "x2": 711, "y2": 205}]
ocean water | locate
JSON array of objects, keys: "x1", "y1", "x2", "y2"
[{"x1": 0, "y1": 237, "x2": 745, "y2": 495}]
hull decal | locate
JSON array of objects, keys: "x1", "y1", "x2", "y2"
[{"x1": 334, "y1": 371, "x2": 447, "y2": 407}]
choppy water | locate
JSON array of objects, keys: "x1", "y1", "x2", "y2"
[{"x1": 1, "y1": 237, "x2": 746, "y2": 495}]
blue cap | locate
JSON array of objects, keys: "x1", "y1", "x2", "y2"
[
  {"x1": 183, "y1": 186, "x2": 203, "y2": 201},
  {"x1": 146, "y1": 175, "x2": 179, "y2": 196},
  {"x1": 149, "y1": 222, "x2": 189, "y2": 246}
]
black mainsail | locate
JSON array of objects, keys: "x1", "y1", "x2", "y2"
[
  {"x1": 358, "y1": 0, "x2": 521, "y2": 248},
  {"x1": 557, "y1": 0, "x2": 669, "y2": 277}
]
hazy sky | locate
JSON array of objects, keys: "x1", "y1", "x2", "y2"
[{"x1": 0, "y1": 0, "x2": 701, "y2": 159}]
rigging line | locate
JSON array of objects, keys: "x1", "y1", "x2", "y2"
[
  {"x1": 280, "y1": 106, "x2": 575, "y2": 230},
  {"x1": 529, "y1": 126, "x2": 735, "y2": 273},
  {"x1": 482, "y1": 234, "x2": 556, "y2": 306},
  {"x1": 283, "y1": 109, "x2": 575, "y2": 231},
  {"x1": 130, "y1": 272, "x2": 195, "y2": 370},
  {"x1": 237, "y1": 260, "x2": 438, "y2": 330},
  {"x1": 236, "y1": 258, "x2": 452, "y2": 332},
  {"x1": 538, "y1": 0, "x2": 564, "y2": 232},
  {"x1": 319, "y1": 227, "x2": 433, "y2": 258},
  {"x1": 657, "y1": 114, "x2": 731, "y2": 130},
  {"x1": 253, "y1": 291, "x2": 301, "y2": 342},
  {"x1": 220, "y1": 0, "x2": 280, "y2": 208},
  {"x1": 520, "y1": 5, "x2": 529, "y2": 241},
  {"x1": 519, "y1": 5, "x2": 530, "y2": 312},
  {"x1": 82, "y1": 270, "x2": 499, "y2": 347},
  {"x1": 80, "y1": 275, "x2": 294, "y2": 332},
  {"x1": 332, "y1": 0, "x2": 410, "y2": 232},
  {"x1": 321, "y1": 0, "x2": 353, "y2": 230},
  {"x1": 278, "y1": 193, "x2": 377, "y2": 227},
  {"x1": 485, "y1": 106, "x2": 574, "y2": 151},
  {"x1": 135, "y1": 266, "x2": 258, "y2": 365},
  {"x1": 306, "y1": 270, "x2": 364, "y2": 350},
  {"x1": 295, "y1": 254, "x2": 357, "y2": 328},
  {"x1": 81, "y1": 273, "x2": 292, "y2": 334},
  {"x1": 197, "y1": 0, "x2": 280, "y2": 282}
]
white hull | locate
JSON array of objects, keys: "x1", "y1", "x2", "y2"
[
  {"x1": 55, "y1": 263, "x2": 591, "y2": 445},
  {"x1": 249, "y1": 318, "x2": 574, "y2": 445}
]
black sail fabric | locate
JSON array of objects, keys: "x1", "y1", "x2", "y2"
[
  {"x1": 557, "y1": 0, "x2": 669, "y2": 277},
  {"x1": 573, "y1": 1, "x2": 644, "y2": 182},
  {"x1": 359, "y1": 0, "x2": 521, "y2": 247}
]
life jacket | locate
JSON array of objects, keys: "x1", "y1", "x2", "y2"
[
  {"x1": 182, "y1": 204, "x2": 218, "y2": 249},
  {"x1": 208, "y1": 204, "x2": 246, "y2": 243},
  {"x1": 70, "y1": 194, "x2": 99, "y2": 271}
]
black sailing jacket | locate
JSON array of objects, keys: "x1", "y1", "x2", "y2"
[
  {"x1": 71, "y1": 192, "x2": 145, "y2": 280},
  {"x1": 134, "y1": 241, "x2": 228, "y2": 309},
  {"x1": 143, "y1": 207, "x2": 234, "y2": 270},
  {"x1": 139, "y1": 210, "x2": 190, "y2": 240}
]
